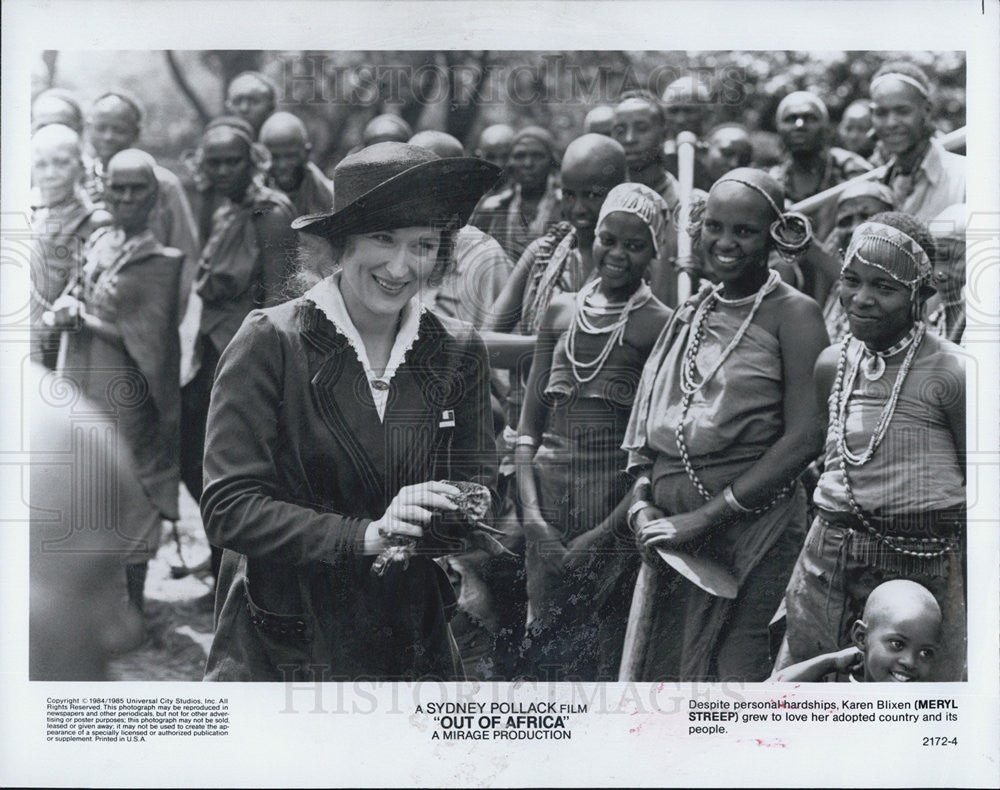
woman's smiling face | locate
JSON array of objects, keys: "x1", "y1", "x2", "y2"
[
  {"x1": 701, "y1": 182, "x2": 774, "y2": 290},
  {"x1": 593, "y1": 211, "x2": 655, "y2": 296},
  {"x1": 338, "y1": 227, "x2": 442, "y2": 320},
  {"x1": 839, "y1": 257, "x2": 915, "y2": 349}
]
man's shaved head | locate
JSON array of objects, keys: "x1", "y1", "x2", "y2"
[
  {"x1": 706, "y1": 124, "x2": 753, "y2": 181},
  {"x1": 660, "y1": 76, "x2": 713, "y2": 137},
  {"x1": 583, "y1": 105, "x2": 616, "y2": 136},
  {"x1": 474, "y1": 124, "x2": 516, "y2": 175},
  {"x1": 32, "y1": 89, "x2": 84, "y2": 134},
  {"x1": 32, "y1": 124, "x2": 85, "y2": 205},
  {"x1": 561, "y1": 133, "x2": 627, "y2": 183},
  {"x1": 259, "y1": 111, "x2": 310, "y2": 147},
  {"x1": 362, "y1": 114, "x2": 413, "y2": 147},
  {"x1": 476, "y1": 124, "x2": 515, "y2": 151},
  {"x1": 559, "y1": 134, "x2": 628, "y2": 239},
  {"x1": 105, "y1": 149, "x2": 159, "y2": 233},
  {"x1": 662, "y1": 75, "x2": 713, "y2": 106},
  {"x1": 853, "y1": 579, "x2": 943, "y2": 682},
  {"x1": 226, "y1": 72, "x2": 277, "y2": 136},
  {"x1": 408, "y1": 130, "x2": 465, "y2": 158},
  {"x1": 32, "y1": 123, "x2": 83, "y2": 159},
  {"x1": 108, "y1": 148, "x2": 157, "y2": 181},
  {"x1": 88, "y1": 93, "x2": 143, "y2": 164},
  {"x1": 92, "y1": 93, "x2": 142, "y2": 128}
]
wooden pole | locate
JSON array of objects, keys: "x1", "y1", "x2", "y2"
[
  {"x1": 618, "y1": 560, "x2": 655, "y2": 681},
  {"x1": 617, "y1": 131, "x2": 698, "y2": 681},
  {"x1": 674, "y1": 131, "x2": 697, "y2": 304}
]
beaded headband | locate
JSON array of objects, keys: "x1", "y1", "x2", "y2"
[
  {"x1": 843, "y1": 220, "x2": 933, "y2": 290},
  {"x1": 705, "y1": 176, "x2": 813, "y2": 259},
  {"x1": 712, "y1": 176, "x2": 783, "y2": 217},
  {"x1": 870, "y1": 72, "x2": 930, "y2": 98},
  {"x1": 597, "y1": 182, "x2": 670, "y2": 257}
]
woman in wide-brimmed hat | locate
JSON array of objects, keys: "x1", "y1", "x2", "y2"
[{"x1": 202, "y1": 142, "x2": 502, "y2": 681}]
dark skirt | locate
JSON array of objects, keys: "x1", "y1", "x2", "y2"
[{"x1": 639, "y1": 456, "x2": 808, "y2": 682}]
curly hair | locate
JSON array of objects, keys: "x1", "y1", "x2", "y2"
[{"x1": 865, "y1": 211, "x2": 937, "y2": 262}]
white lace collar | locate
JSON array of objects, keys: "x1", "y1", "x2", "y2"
[{"x1": 303, "y1": 271, "x2": 424, "y2": 422}]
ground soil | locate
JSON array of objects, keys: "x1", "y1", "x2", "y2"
[{"x1": 107, "y1": 489, "x2": 214, "y2": 681}]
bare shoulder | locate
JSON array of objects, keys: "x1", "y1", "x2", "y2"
[
  {"x1": 773, "y1": 281, "x2": 824, "y2": 321},
  {"x1": 758, "y1": 280, "x2": 826, "y2": 340},
  {"x1": 918, "y1": 331, "x2": 967, "y2": 376},
  {"x1": 814, "y1": 342, "x2": 843, "y2": 378}
]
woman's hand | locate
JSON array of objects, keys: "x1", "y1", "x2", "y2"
[
  {"x1": 522, "y1": 507, "x2": 568, "y2": 568},
  {"x1": 364, "y1": 481, "x2": 460, "y2": 555},
  {"x1": 638, "y1": 510, "x2": 711, "y2": 549},
  {"x1": 45, "y1": 295, "x2": 83, "y2": 328},
  {"x1": 631, "y1": 502, "x2": 665, "y2": 565}
]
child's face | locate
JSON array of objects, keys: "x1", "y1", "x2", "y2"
[
  {"x1": 857, "y1": 611, "x2": 940, "y2": 682},
  {"x1": 932, "y1": 236, "x2": 966, "y2": 302}
]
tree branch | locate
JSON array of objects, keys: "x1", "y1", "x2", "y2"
[{"x1": 164, "y1": 51, "x2": 211, "y2": 127}]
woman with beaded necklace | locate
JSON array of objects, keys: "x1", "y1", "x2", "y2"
[
  {"x1": 778, "y1": 211, "x2": 966, "y2": 681},
  {"x1": 515, "y1": 183, "x2": 673, "y2": 679},
  {"x1": 622, "y1": 168, "x2": 829, "y2": 681}
]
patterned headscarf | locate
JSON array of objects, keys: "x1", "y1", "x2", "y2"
[{"x1": 596, "y1": 182, "x2": 670, "y2": 257}]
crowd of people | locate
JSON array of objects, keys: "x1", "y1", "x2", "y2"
[{"x1": 29, "y1": 57, "x2": 968, "y2": 683}]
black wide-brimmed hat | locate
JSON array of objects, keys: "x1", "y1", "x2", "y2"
[{"x1": 292, "y1": 142, "x2": 501, "y2": 241}]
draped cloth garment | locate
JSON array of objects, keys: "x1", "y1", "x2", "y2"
[
  {"x1": 62, "y1": 227, "x2": 182, "y2": 561},
  {"x1": 622, "y1": 287, "x2": 808, "y2": 680}
]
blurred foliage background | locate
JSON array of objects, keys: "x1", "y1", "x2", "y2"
[{"x1": 34, "y1": 49, "x2": 966, "y2": 178}]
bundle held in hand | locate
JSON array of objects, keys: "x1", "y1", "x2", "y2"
[{"x1": 371, "y1": 481, "x2": 509, "y2": 576}]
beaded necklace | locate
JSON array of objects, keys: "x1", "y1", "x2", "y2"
[
  {"x1": 564, "y1": 278, "x2": 651, "y2": 384},
  {"x1": 828, "y1": 322, "x2": 952, "y2": 562},
  {"x1": 857, "y1": 324, "x2": 920, "y2": 381},
  {"x1": 674, "y1": 268, "x2": 791, "y2": 508},
  {"x1": 679, "y1": 269, "x2": 780, "y2": 396},
  {"x1": 833, "y1": 322, "x2": 925, "y2": 466}
]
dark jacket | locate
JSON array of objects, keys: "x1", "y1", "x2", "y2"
[{"x1": 202, "y1": 298, "x2": 497, "y2": 681}]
